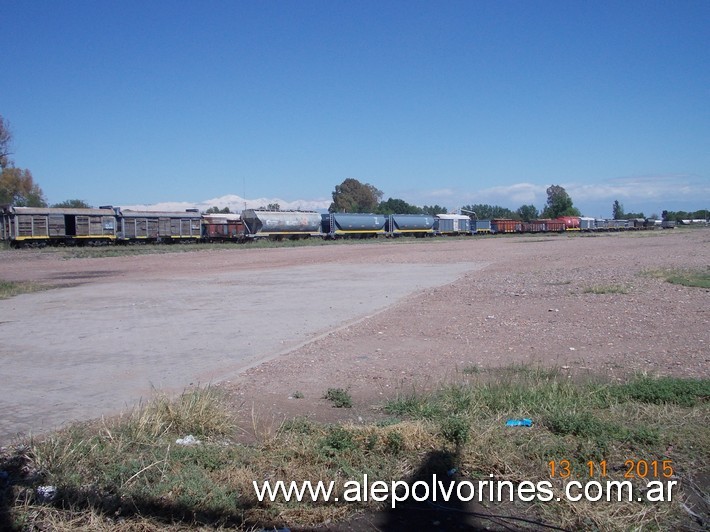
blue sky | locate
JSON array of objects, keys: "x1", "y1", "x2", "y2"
[{"x1": 2, "y1": 0, "x2": 708, "y2": 217}]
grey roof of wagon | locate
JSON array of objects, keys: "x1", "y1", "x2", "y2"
[
  {"x1": 5, "y1": 206, "x2": 115, "y2": 216},
  {"x1": 118, "y1": 210, "x2": 202, "y2": 219}
]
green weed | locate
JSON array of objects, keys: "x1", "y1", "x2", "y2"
[
  {"x1": 583, "y1": 284, "x2": 629, "y2": 294},
  {"x1": 323, "y1": 388, "x2": 353, "y2": 408}
]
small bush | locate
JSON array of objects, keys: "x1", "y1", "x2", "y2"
[
  {"x1": 439, "y1": 416, "x2": 470, "y2": 446},
  {"x1": 323, "y1": 388, "x2": 353, "y2": 408}
]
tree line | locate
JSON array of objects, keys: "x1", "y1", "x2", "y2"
[
  {"x1": 2, "y1": 113, "x2": 706, "y2": 221},
  {"x1": 329, "y1": 179, "x2": 582, "y2": 220}
]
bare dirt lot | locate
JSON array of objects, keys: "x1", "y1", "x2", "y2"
[{"x1": 1, "y1": 230, "x2": 708, "y2": 444}]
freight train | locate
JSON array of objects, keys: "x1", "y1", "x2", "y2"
[{"x1": 0, "y1": 205, "x2": 664, "y2": 247}]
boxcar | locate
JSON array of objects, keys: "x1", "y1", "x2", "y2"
[
  {"x1": 116, "y1": 209, "x2": 202, "y2": 242},
  {"x1": 0, "y1": 206, "x2": 117, "y2": 247},
  {"x1": 434, "y1": 214, "x2": 471, "y2": 235}
]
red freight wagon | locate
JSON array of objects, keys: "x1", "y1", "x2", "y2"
[{"x1": 491, "y1": 219, "x2": 522, "y2": 233}]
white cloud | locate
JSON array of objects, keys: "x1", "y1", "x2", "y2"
[
  {"x1": 119, "y1": 174, "x2": 708, "y2": 218},
  {"x1": 121, "y1": 194, "x2": 332, "y2": 213},
  {"x1": 475, "y1": 183, "x2": 547, "y2": 205}
]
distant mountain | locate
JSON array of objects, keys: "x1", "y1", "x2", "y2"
[{"x1": 120, "y1": 194, "x2": 331, "y2": 213}]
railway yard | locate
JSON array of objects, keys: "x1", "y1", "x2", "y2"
[
  {"x1": 0, "y1": 228, "x2": 708, "y2": 530},
  {"x1": 0, "y1": 228, "x2": 707, "y2": 441}
]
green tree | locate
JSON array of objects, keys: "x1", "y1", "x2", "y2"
[
  {"x1": 205, "y1": 206, "x2": 231, "y2": 214},
  {"x1": 421, "y1": 204, "x2": 448, "y2": 215},
  {"x1": 329, "y1": 178, "x2": 383, "y2": 213},
  {"x1": 516, "y1": 204, "x2": 539, "y2": 222},
  {"x1": 0, "y1": 167, "x2": 47, "y2": 207},
  {"x1": 612, "y1": 200, "x2": 624, "y2": 220},
  {"x1": 541, "y1": 185, "x2": 581, "y2": 218},
  {"x1": 376, "y1": 197, "x2": 423, "y2": 215},
  {"x1": 461, "y1": 204, "x2": 517, "y2": 219},
  {"x1": 0, "y1": 115, "x2": 12, "y2": 169},
  {"x1": 266, "y1": 203, "x2": 281, "y2": 211},
  {"x1": 52, "y1": 199, "x2": 92, "y2": 209},
  {"x1": 0, "y1": 115, "x2": 47, "y2": 207}
]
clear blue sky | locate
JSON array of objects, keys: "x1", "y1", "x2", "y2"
[{"x1": 2, "y1": 0, "x2": 709, "y2": 217}]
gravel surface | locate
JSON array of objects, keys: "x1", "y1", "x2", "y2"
[{"x1": 0, "y1": 229, "x2": 708, "y2": 441}]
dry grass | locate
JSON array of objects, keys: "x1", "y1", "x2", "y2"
[
  {"x1": 641, "y1": 266, "x2": 710, "y2": 289},
  {"x1": 2, "y1": 370, "x2": 708, "y2": 531},
  {"x1": 582, "y1": 284, "x2": 630, "y2": 294},
  {"x1": 0, "y1": 280, "x2": 49, "y2": 299}
]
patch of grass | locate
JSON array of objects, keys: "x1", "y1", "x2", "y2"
[
  {"x1": 641, "y1": 266, "x2": 710, "y2": 289},
  {"x1": 3, "y1": 368, "x2": 709, "y2": 531},
  {"x1": 323, "y1": 388, "x2": 353, "y2": 408},
  {"x1": 0, "y1": 279, "x2": 49, "y2": 299},
  {"x1": 582, "y1": 284, "x2": 629, "y2": 294},
  {"x1": 612, "y1": 375, "x2": 710, "y2": 406},
  {"x1": 666, "y1": 268, "x2": 710, "y2": 288}
]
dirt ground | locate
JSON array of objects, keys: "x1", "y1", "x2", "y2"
[
  {"x1": 0, "y1": 230, "x2": 708, "y2": 444},
  {"x1": 222, "y1": 230, "x2": 709, "y2": 437}
]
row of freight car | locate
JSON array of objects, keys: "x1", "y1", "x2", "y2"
[{"x1": 0, "y1": 205, "x2": 667, "y2": 247}]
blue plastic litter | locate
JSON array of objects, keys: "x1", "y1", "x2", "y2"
[{"x1": 506, "y1": 418, "x2": 532, "y2": 427}]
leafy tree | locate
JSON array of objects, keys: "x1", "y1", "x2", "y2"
[
  {"x1": 422, "y1": 204, "x2": 448, "y2": 215},
  {"x1": 0, "y1": 115, "x2": 12, "y2": 170},
  {"x1": 516, "y1": 204, "x2": 539, "y2": 222},
  {"x1": 0, "y1": 115, "x2": 47, "y2": 207},
  {"x1": 329, "y1": 178, "x2": 383, "y2": 213},
  {"x1": 376, "y1": 197, "x2": 423, "y2": 215},
  {"x1": 0, "y1": 167, "x2": 47, "y2": 207},
  {"x1": 461, "y1": 204, "x2": 517, "y2": 219},
  {"x1": 52, "y1": 199, "x2": 92, "y2": 209},
  {"x1": 266, "y1": 203, "x2": 280, "y2": 211},
  {"x1": 612, "y1": 200, "x2": 624, "y2": 220},
  {"x1": 541, "y1": 185, "x2": 581, "y2": 218},
  {"x1": 205, "y1": 206, "x2": 231, "y2": 214}
]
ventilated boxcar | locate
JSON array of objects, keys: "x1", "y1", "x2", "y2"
[
  {"x1": 116, "y1": 209, "x2": 202, "y2": 242},
  {"x1": 241, "y1": 210, "x2": 322, "y2": 239},
  {"x1": 0, "y1": 206, "x2": 117, "y2": 246}
]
